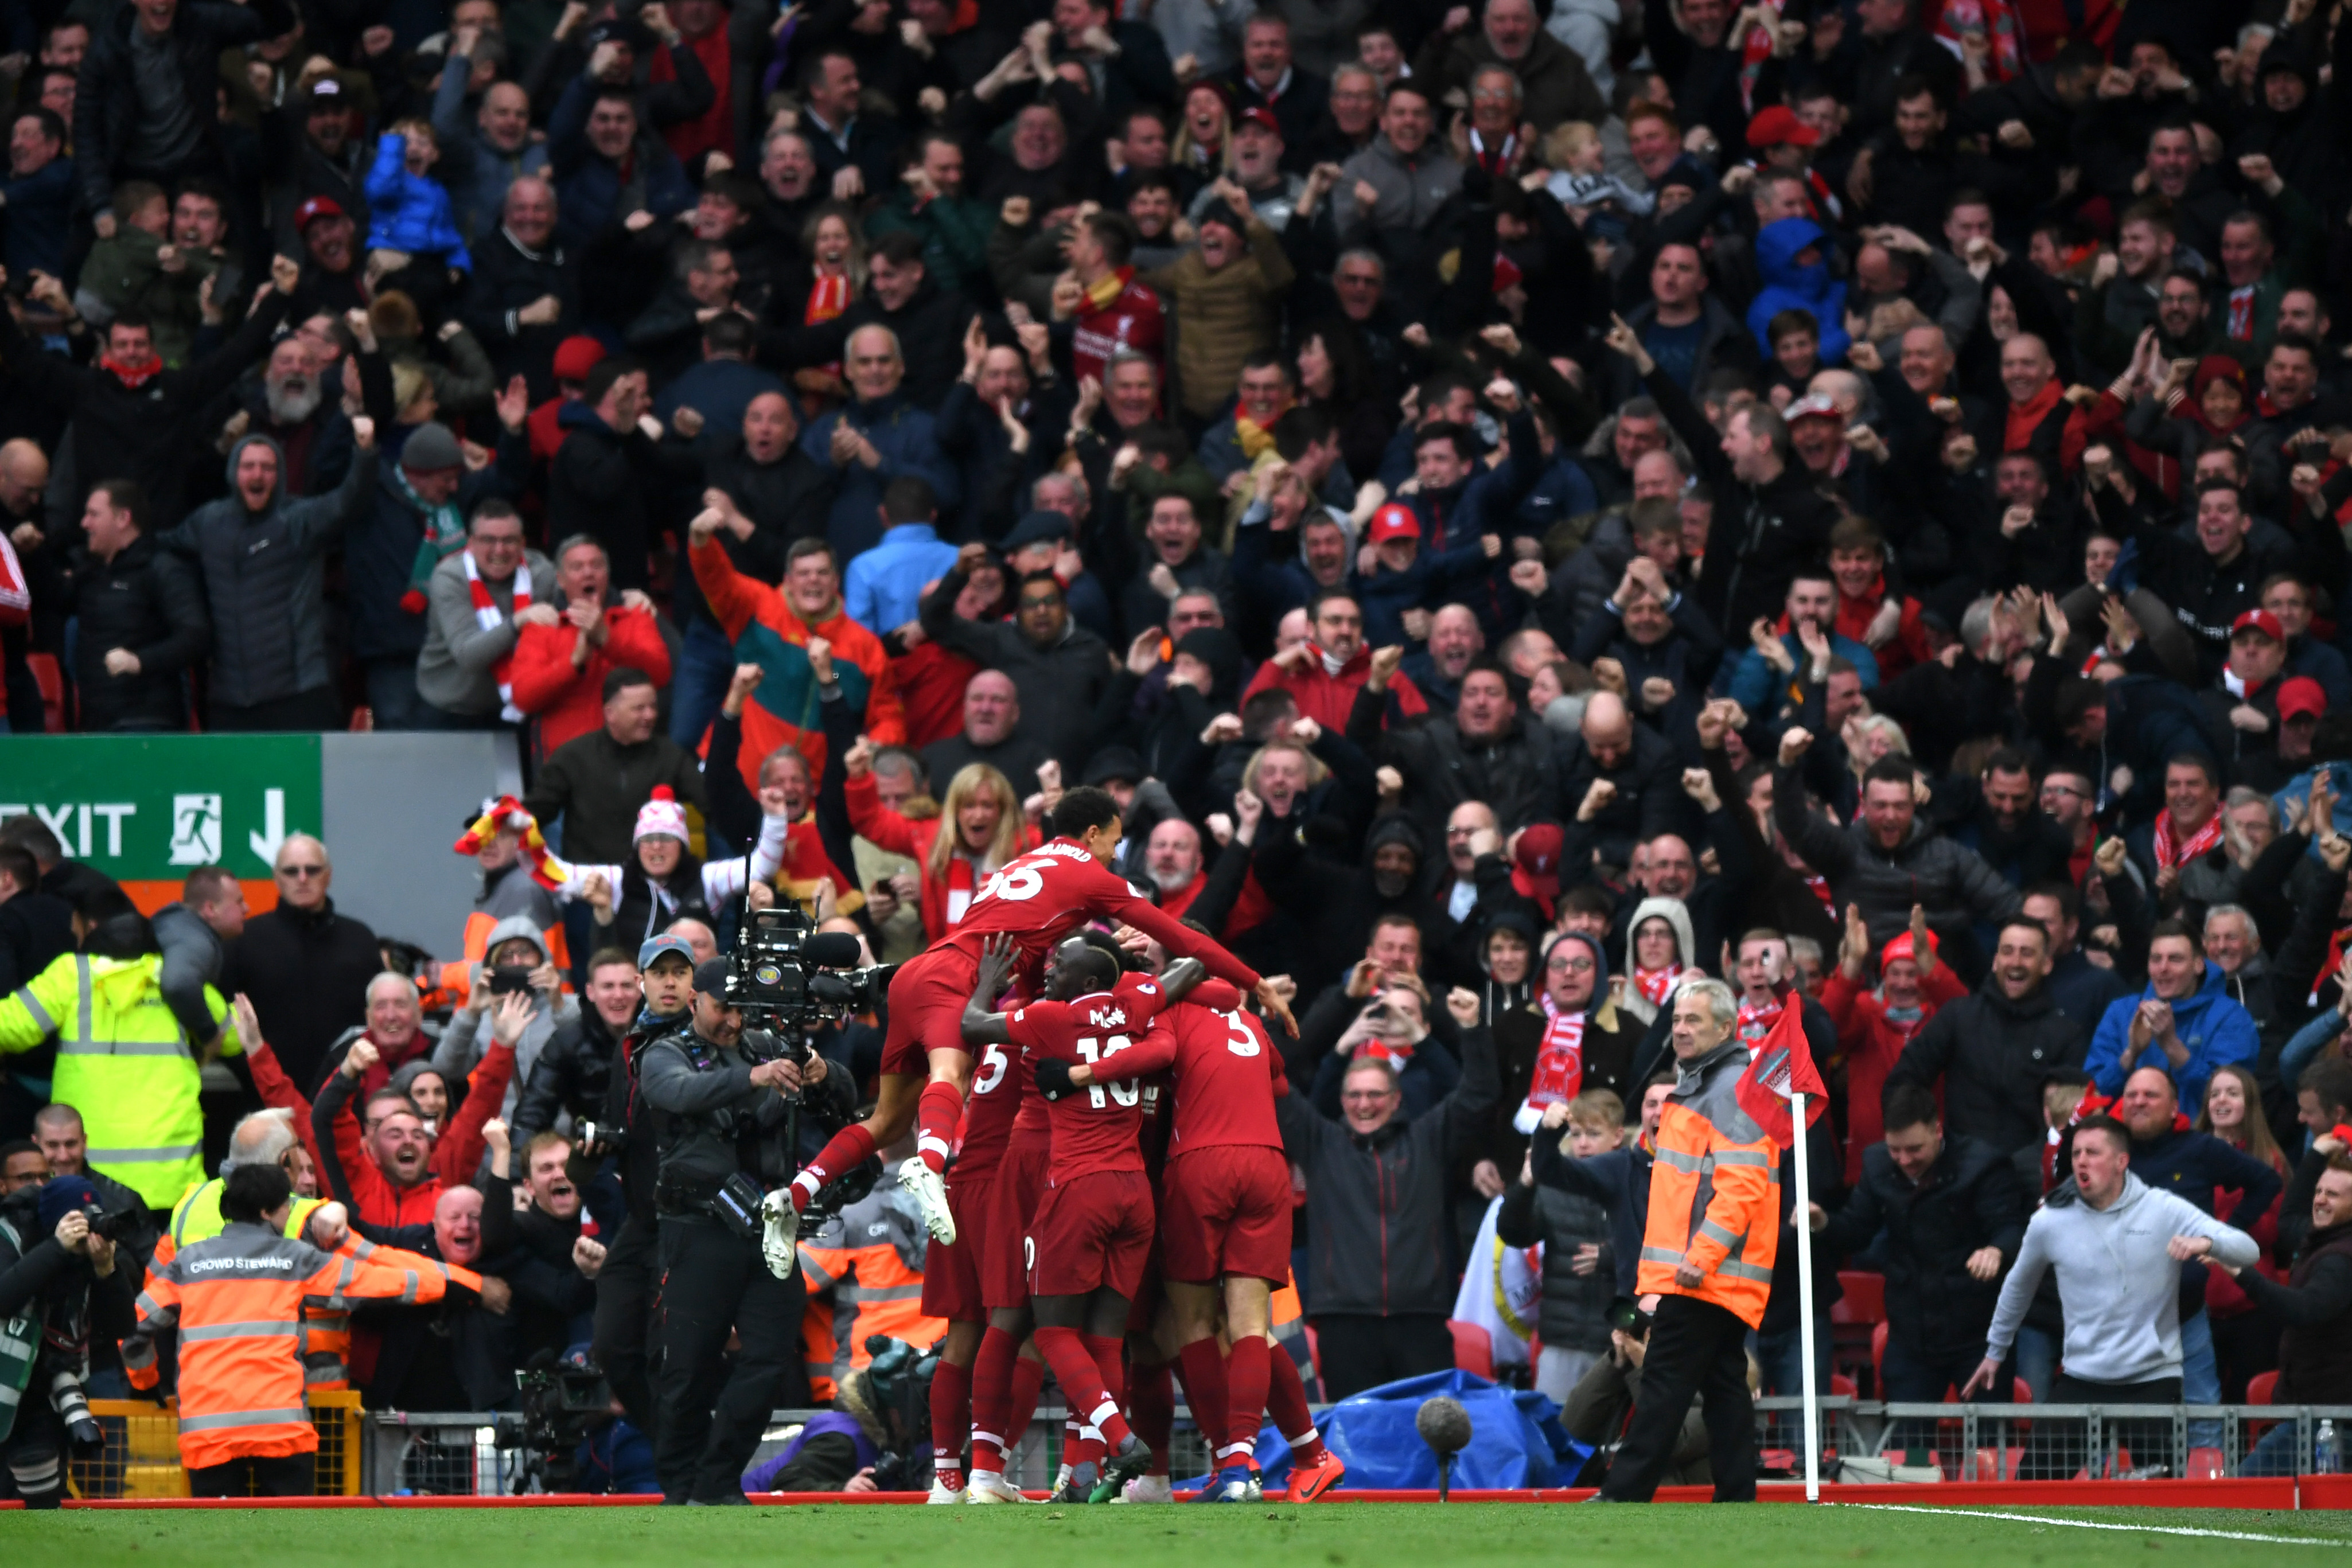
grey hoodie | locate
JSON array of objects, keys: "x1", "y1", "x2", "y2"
[
  {"x1": 159, "y1": 432, "x2": 376, "y2": 706},
  {"x1": 431, "y1": 912, "x2": 578, "y2": 1126},
  {"x1": 1983, "y1": 1171, "x2": 2258, "y2": 1385},
  {"x1": 1617, "y1": 895, "x2": 1697, "y2": 1026}
]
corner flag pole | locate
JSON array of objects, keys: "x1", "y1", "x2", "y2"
[{"x1": 1792, "y1": 1090, "x2": 1820, "y2": 1501}]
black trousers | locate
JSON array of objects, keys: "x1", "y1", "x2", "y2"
[
  {"x1": 188, "y1": 1452, "x2": 314, "y2": 1497},
  {"x1": 209, "y1": 687, "x2": 343, "y2": 732},
  {"x1": 653, "y1": 1212, "x2": 809, "y2": 1503},
  {"x1": 593, "y1": 1211, "x2": 663, "y2": 1440},
  {"x1": 1308, "y1": 1313, "x2": 1455, "y2": 1401},
  {"x1": 1601, "y1": 1295, "x2": 1757, "y2": 1502},
  {"x1": 2020, "y1": 1372, "x2": 2180, "y2": 1480}
]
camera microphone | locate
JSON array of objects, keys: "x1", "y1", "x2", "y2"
[{"x1": 804, "y1": 932, "x2": 865, "y2": 968}]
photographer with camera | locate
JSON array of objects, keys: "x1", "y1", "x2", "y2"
[
  {"x1": 434, "y1": 919, "x2": 580, "y2": 1127},
  {"x1": 641, "y1": 955, "x2": 851, "y2": 1505},
  {"x1": 1563, "y1": 1296, "x2": 1714, "y2": 1489},
  {"x1": 0, "y1": 1175, "x2": 136, "y2": 1510}
]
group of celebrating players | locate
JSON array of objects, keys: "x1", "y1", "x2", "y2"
[{"x1": 766, "y1": 785, "x2": 1348, "y2": 1504}]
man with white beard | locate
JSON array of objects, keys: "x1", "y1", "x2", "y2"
[
  {"x1": 225, "y1": 336, "x2": 355, "y2": 496},
  {"x1": 1146, "y1": 817, "x2": 1208, "y2": 916}
]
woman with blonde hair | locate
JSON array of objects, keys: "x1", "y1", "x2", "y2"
[
  {"x1": 791, "y1": 202, "x2": 867, "y2": 403},
  {"x1": 844, "y1": 748, "x2": 1039, "y2": 940},
  {"x1": 1173, "y1": 83, "x2": 1235, "y2": 183}
]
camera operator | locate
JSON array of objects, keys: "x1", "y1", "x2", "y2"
[
  {"x1": 0, "y1": 1176, "x2": 135, "y2": 1510},
  {"x1": 1562, "y1": 1300, "x2": 1712, "y2": 1491},
  {"x1": 642, "y1": 955, "x2": 850, "y2": 1506},
  {"x1": 587, "y1": 931, "x2": 699, "y2": 1448}
]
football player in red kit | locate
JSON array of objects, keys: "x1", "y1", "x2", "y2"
[
  {"x1": 1066, "y1": 976, "x2": 1346, "y2": 1503},
  {"x1": 777, "y1": 781, "x2": 1293, "y2": 1257},
  {"x1": 959, "y1": 930, "x2": 1206, "y2": 1502}
]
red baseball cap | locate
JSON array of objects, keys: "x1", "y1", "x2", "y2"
[
  {"x1": 293, "y1": 196, "x2": 346, "y2": 232},
  {"x1": 1747, "y1": 105, "x2": 1819, "y2": 151},
  {"x1": 2231, "y1": 609, "x2": 2285, "y2": 643},
  {"x1": 552, "y1": 335, "x2": 608, "y2": 383},
  {"x1": 1236, "y1": 107, "x2": 1281, "y2": 135},
  {"x1": 1512, "y1": 823, "x2": 1565, "y2": 900},
  {"x1": 1880, "y1": 928, "x2": 1938, "y2": 969},
  {"x1": 2279, "y1": 676, "x2": 2327, "y2": 720},
  {"x1": 1367, "y1": 504, "x2": 1420, "y2": 544},
  {"x1": 1784, "y1": 393, "x2": 1841, "y2": 423}
]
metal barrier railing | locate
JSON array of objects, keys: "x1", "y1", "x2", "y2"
[{"x1": 1748, "y1": 1398, "x2": 2352, "y2": 1482}]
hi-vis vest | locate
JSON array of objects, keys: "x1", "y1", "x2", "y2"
[
  {"x1": 1636, "y1": 1038, "x2": 1781, "y2": 1329},
  {"x1": 143, "y1": 1184, "x2": 346, "y2": 1392},
  {"x1": 799, "y1": 1183, "x2": 947, "y2": 1398},
  {"x1": 124, "y1": 1223, "x2": 474, "y2": 1469},
  {"x1": 0, "y1": 954, "x2": 236, "y2": 1208}
]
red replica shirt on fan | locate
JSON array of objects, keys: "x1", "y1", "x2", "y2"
[
  {"x1": 1008, "y1": 974, "x2": 1171, "y2": 1181},
  {"x1": 1115, "y1": 985, "x2": 1287, "y2": 1154},
  {"x1": 940, "y1": 841, "x2": 1263, "y2": 993}
]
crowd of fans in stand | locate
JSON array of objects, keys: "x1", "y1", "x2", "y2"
[{"x1": 7, "y1": 0, "x2": 2352, "y2": 1501}]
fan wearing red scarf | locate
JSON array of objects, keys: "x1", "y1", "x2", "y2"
[
  {"x1": 2127, "y1": 752, "x2": 2223, "y2": 904},
  {"x1": 1493, "y1": 932, "x2": 1638, "y2": 1146},
  {"x1": 1729, "y1": 928, "x2": 1837, "y2": 1076},
  {"x1": 774, "y1": 783, "x2": 1295, "y2": 1254}
]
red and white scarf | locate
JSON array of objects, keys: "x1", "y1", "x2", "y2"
[
  {"x1": 1736, "y1": 993, "x2": 1784, "y2": 1044},
  {"x1": 1802, "y1": 873, "x2": 1834, "y2": 912},
  {"x1": 1634, "y1": 964, "x2": 1684, "y2": 1007},
  {"x1": 2151, "y1": 808, "x2": 2222, "y2": 870},
  {"x1": 465, "y1": 551, "x2": 530, "y2": 721},
  {"x1": 1516, "y1": 996, "x2": 1586, "y2": 1132},
  {"x1": 943, "y1": 851, "x2": 1007, "y2": 929},
  {"x1": 452, "y1": 796, "x2": 573, "y2": 889},
  {"x1": 1736, "y1": 0, "x2": 1780, "y2": 112}
]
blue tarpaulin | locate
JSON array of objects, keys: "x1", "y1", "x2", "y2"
[{"x1": 1186, "y1": 1369, "x2": 1589, "y2": 1492}]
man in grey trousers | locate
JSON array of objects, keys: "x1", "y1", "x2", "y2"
[{"x1": 1965, "y1": 1113, "x2": 2260, "y2": 1479}]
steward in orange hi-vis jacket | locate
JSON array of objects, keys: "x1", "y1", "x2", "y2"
[
  {"x1": 121, "y1": 1167, "x2": 477, "y2": 1495},
  {"x1": 1602, "y1": 978, "x2": 1780, "y2": 1504}
]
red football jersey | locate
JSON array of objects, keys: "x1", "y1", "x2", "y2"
[
  {"x1": 939, "y1": 841, "x2": 1262, "y2": 992},
  {"x1": 1007, "y1": 973, "x2": 1171, "y2": 1181},
  {"x1": 956, "y1": 1021, "x2": 1024, "y2": 1182},
  {"x1": 1113, "y1": 996, "x2": 1287, "y2": 1156}
]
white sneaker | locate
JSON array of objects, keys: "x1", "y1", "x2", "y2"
[
  {"x1": 1115, "y1": 1475, "x2": 1174, "y2": 1504},
  {"x1": 1220, "y1": 1475, "x2": 1264, "y2": 1503},
  {"x1": 899, "y1": 1160, "x2": 956, "y2": 1244},
  {"x1": 926, "y1": 1480, "x2": 967, "y2": 1504},
  {"x1": 966, "y1": 1472, "x2": 1030, "y2": 1504},
  {"x1": 758, "y1": 1188, "x2": 800, "y2": 1279}
]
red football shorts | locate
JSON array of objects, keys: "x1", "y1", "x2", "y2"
[
  {"x1": 1026, "y1": 1171, "x2": 1154, "y2": 1298},
  {"x1": 881, "y1": 947, "x2": 979, "y2": 1078},
  {"x1": 920, "y1": 1177, "x2": 988, "y2": 1322},
  {"x1": 982, "y1": 1138, "x2": 1048, "y2": 1309},
  {"x1": 1158, "y1": 1146, "x2": 1292, "y2": 1284}
]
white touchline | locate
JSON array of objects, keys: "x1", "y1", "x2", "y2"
[{"x1": 1835, "y1": 1501, "x2": 2352, "y2": 1548}]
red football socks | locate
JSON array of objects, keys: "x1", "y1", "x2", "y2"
[
  {"x1": 930, "y1": 1354, "x2": 971, "y2": 1488},
  {"x1": 1035, "y1": 1326, "x2": 1134, "y2": 1453},
  {"x1": 792, "y1": 1124, "x2": 877, "y2": 1210},
  {"x1": 1267, "y1": 1345, "x2": 1329, "y2": 1465},
  {"x1": 915, "y1": 1081, "x2": 964, "y2": 1172},
  {"x1": 1225, "y1": 1335, "x2": 1272, "y2": 1466},
  {"x1": 1129, "y1": 1360, "x2": 1174, "y2": 1476},
  {"x1": 967, "y1": 1326, "x2": 1018, "y2": 1473},
  {"x1": 1007, "y1": 1348, "x2": 1047, "y2": 1459},
  {"x1": 1175, "y1": 1336, "x2": 1233, "y2": 1462}
]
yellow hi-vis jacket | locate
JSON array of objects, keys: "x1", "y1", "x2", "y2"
[{"x1": 0, "y1": 953, "x2": 237, "y2": 1209}]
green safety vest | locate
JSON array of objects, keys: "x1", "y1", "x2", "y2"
[
  {"x1": 166, "y1": 1179, "x2": 322, "y2": 1256},
  {"x1": 0, "y1": 954, "x2": 238, "y2": 1210}
]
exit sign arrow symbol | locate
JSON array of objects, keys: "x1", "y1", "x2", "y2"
[{"x1": 248, "y1": 788, "x2": 287, "y2": 866}]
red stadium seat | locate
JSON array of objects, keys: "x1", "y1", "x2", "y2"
[
  {"x1": 1446, "y1": 1319, "x2": 1494, "y2": 1379},
  {"x1": 27, "y1": 652, "x2": 65, "y2": 732},
  {"x1": 2248, "y1": 1371, "x2": 2279, "y2": 1403},
  {"x1": 2184, "y1": 1447, "x2": 2226, "y2": 1480},
  {"x1": 1829, "y1": 1372, "x2": 1856, "y2": 1397},
  {"x1": 1831, "y1": 1271, "x2": 1884, "y2": 1323}
]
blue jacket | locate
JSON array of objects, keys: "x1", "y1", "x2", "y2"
[
  {"x1": 1353, "y1": 535, "x2": 1503, "y2": 649},
  {"x1": 1, "y1": 156, "x2": 76, "y2": 280},
  {"x1": 844, "y1": 522, "x2": 960, "y2": 635},
  {"x1": 363, "y1": 133, "x2": 472, "y2": 270},
  {"x1": 1746, "y1": 216, "x2": 1849, "y2": 364},
  {"x1": 800, "y1": 393, "x2": 961, "y2": 562},
  {"x1": 2085, "y1": 961, "x2": 2261, "y2": 1109},
  {"x1": 1718, "y1": 630, "x2": 1880, "y2": 715},
  {"x1": 548, "y1": 75, "x2": 693, "y2": 249}
]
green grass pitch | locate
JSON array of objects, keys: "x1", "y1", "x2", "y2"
[{"x1": 13, "y1": 1503, "x2": 2352, "y2": 1566}]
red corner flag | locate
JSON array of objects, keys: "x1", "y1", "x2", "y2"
[{"x1": 1734, "y1": 1003, "x2": 1828, "y2": 1148}]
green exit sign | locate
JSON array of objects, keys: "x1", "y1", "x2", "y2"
[{"x1": 0, "y1": 734, "x2": 325, "y2": 881}]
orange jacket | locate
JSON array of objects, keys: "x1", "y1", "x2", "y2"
[
  {"x1": 799, "y1": 1181, "x2": 948, "y2": 1393},
  {"x1": 124, "y1": 1223, "x2": 477, "y2": 1468},
  {"x1": 510, "y1": 605, "x2": 674, "y2": 755},
  {"x1": 691, "y1": 536, "x2": 906, "y2": 788},
  {"x1": 1636, "y1": 1039, "x2": 1781, "y2": 1328}
]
